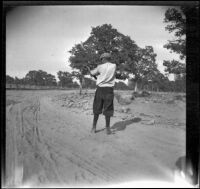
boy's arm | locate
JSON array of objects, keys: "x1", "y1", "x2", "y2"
[
  {"x1": 85, "y1": 66, "x2": 98, "y2": 79},
  {"x1": 90, "y1": 67, "x2": 99, "y2": 76}
]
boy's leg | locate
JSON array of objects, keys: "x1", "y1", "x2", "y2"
[
  {"x1": 102, "y1": 87, "x2": 114, "y2": 134},
  {"x1": 92, "y1": 87, "x2": 103, "y2": 133},
  {"x1": 105, "y1": 115, "x2": 111, "y2": 135},
  {"x1": 91, "y1": 114, "x2": 99, "y2": 133}
]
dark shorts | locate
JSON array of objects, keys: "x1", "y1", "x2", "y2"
[{"x1": 93, "y1": 87, "x2": 114, "y2": 116}]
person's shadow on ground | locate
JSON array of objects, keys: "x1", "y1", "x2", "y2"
[
  {"x1": 95, "y1": 117, "x2": 141, "y2": 134},
  {"x1": 111, "y1": 117, "x2": 141, "y2": 132}
]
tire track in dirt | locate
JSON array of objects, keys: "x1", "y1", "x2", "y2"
[
  {"x1": 41, "y1": 95, "x2": 179, "y2": 183},
  {"x1": 20, "y1": 98, "x2": 65, "y2": 185},
  {"x1": 6, "y1": 97, "x2": 66, "y2": 186},
  {"x1": 44, "y1": 138, "x2": 115, "y2": 183},
  {"x1": 39, "y1": 97, "x2": 121, "y2": 184},
  {"x1": 40, "y1": 96, "x2": 164, "y2": 183},
  {"x1": 7, "y1": 95, "x2": 122, "y2": 186},
  {"x1": 6, "y1": 103, "x2": 24, "y2": 187}
]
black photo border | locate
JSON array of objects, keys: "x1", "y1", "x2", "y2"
[{"x1": 1, "y1": 0, "x2": 199, "y2": 187}]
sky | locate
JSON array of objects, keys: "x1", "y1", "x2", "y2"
[{"x1": 6, "y1": 5, "x2": 183, "y2": 81}]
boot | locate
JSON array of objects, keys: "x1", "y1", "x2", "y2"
[
  {"x1": 106, "y1": 127, "x2": 112, "y2": 135},
  {"x1": 90, "y1": 126, "x2": 96, "y2": 133}
]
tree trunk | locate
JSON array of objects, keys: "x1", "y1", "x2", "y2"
[
  {"x1": 79, "y1": 77, "x2": 82, "y2": 95},
  {"x1": 134, "y1": 81, "x2": 138, "y2": 92},
  {"x1": 79, "y1": 83, "x2": 82, "y2": 95},
  {"x1": 85, "y1": 87, "x2": 88, "y2": 94},
  {"x1": 79, "y1": 77, "x2": 85, "y2": 95}
]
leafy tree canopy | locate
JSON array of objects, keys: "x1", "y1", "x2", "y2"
[
  {"x1": 6, "y1": 75, "x2": 15, "y2": 84},
  {"x1": 68, "y1": 24, "x2": 159, "y2": 92},
  {"x1": 163, "y1": 6, "x2": 187, "y2": 78},
  {"x1": 164, "y1": 7, "x2": 186, "y2": 60},
  {"x1": 69, "y1": 24, "x2": 138, "y2": 74},
  {"x1": 163, "y1": 59, "x2": 186, "y2": 74}
]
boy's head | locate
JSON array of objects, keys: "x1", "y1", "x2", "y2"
[{"x1": 100, "y1": 53, "x2": 111, "y2": 63}]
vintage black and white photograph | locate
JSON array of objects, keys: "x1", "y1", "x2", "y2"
[{"x1": 3, "y1": 1, "x2": 199, "y2": 188}]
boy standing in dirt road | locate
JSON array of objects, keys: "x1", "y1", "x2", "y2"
[{"x1": 86, "y1": 53, "x2": 116, "y2": 135}]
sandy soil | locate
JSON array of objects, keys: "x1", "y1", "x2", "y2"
[{"x1": 5, "y1": 89, "x2": 186, "y2": 187}]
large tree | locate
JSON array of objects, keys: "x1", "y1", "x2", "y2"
[
  {"x1": 163, "y1": 6, "x2": 186, "y2": 77},
  {"x1": 68, "y1": 24, "x2": 139, "y2": 94},
  {"x1": 124, "y1": 46, "x2": 158, "y2": 91},
  {"x1": 164, "y1": 7, "x2": 186, "y2": 59},
  {"x1": 69, "y1": 43, "x2": 97, "y2": 94},
  {"x1": 69, "y1": 24, "x2": 161, "y2": 93}
]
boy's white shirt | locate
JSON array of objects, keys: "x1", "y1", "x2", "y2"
[{"x1": 91, "y1": 62, "x2": 116, "y2": 87}]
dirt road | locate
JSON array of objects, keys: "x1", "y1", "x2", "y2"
[{"x1": 5, "y1": 90, "x2": 185, "y2": 187}]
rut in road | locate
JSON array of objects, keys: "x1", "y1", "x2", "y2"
[{"x1": 6, "y1": 96, "x2": 121, "y2": 186}]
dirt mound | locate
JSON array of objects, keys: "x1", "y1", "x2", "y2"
[
  {"x1": 115, "y1": 93, "x2": 135, "y2": 105},
  {"x1": 52, "y1": 92, "x2": 94, "y2": 111},
  {"x1": 55, "y1": 92, "x2": 135, "y2": 111},
  {"x1": 133, "y1": 90, "x2": 151, "y2": 98},
  {"x1": 118, "y1": 107, "x2": 131, "y2": 113},
  {"x1": 138, "y1": 92, "x2": 186, "y2": 104}
]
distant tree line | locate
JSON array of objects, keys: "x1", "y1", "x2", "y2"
[
  {"x1": 115, "y1": 78, "x2": 185, "y2": 92},
  {"x1": 6, "y1": 70, "x2": 79, "y2": 88},
  {"x1": 6, "y1": 69, "x2": 185, "y2": 92},
  {"x1": 6, "y1": 70, "x2": 99, "y2": 89}
]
